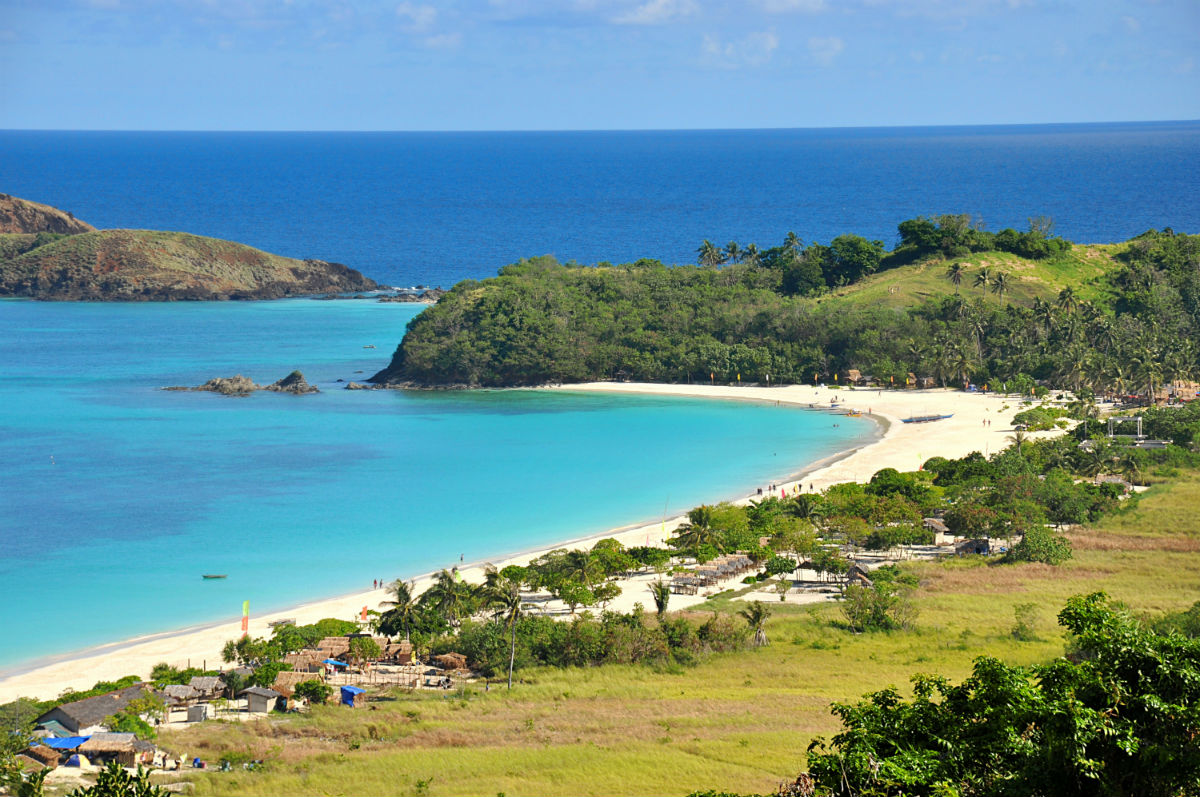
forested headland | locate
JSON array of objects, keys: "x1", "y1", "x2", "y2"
[{"x1": 370, "y1": 216, "x2": 1199, "y2": 392}]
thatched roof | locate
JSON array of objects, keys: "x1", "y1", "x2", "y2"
[
  {"x1": 283, "y1": 651, "x2": 323, "y2": 671},
  {"x1": 433, "y1": 652, "x2": 468, "y2": 670},
  {"x1": 24, "y1": 745, "x2": 59, "y2": 766},
  {"x1": 38, "y1": 685, "x2": 157, "y2": 731},
  {"x1": 80, "y1": 733, "x2": 136, "y2": 753},
  {"x1": 271, "y1": 671, "x2": 317, "y2": 698},
  {"x1": 15, "y1": 754, "x2": 46, "y2": 773},
  {"x1": 162, "y1": 684, "x2": 199, "y2": 704},
  {"x1": 923, "y1": 517, "x2": 950, "y2": 533},
  {"x1": 316, "y1": 636, "x2": 351, "y2": 654},
  {"x1": 188, "y1": 676, "x2": 223, "y2": 694}
]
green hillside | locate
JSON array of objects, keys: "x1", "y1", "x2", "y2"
[
  {"x1": 819, "y1": 243, "x2": 1122, "y2": 310},
  {"x1": 371, "y1": 221, "x2": 1198, "y2": 393}
]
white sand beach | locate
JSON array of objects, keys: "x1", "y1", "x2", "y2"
[{"x1": 0, "y1": 384, "x2": 1030, "y2": 703}]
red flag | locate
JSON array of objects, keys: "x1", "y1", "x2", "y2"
[{"x1": 361, "y1": 605, "x2": 368, "y2": 622}]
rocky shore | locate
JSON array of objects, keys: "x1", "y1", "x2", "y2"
[{"x1": 164, "y1": 371, "x2": 319, "y2": 396}]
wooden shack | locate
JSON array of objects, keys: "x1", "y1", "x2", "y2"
[
  {"x1": 79, "y1": 733, "x2": 138, "y2": 767},
  {"x1": 238, "y1": 687, "x2": 280, "y2": 714}
]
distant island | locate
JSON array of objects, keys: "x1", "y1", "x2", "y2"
[
  {"x1": 0, "y1": 193, "x2": 376, "y2": 301},
  {"x1": 370, "y1": 217, "x2": 1199, "y2": 398}
]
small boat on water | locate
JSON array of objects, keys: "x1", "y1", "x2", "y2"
[
  {"x1": 843, "y1": 410, "x2": 862, "y2": 417},
  {"x1": 363, "y1": 344, "x2": 376, "y2": 349},
  {"x1": 202, "y1": 574, "x2": 227, "y2": 580},
  {"x1": 901, "y1": 413, "x2": 954, "y2": 424}
]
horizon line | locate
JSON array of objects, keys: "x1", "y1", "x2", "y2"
[{"x1": 1, "y1": 118, "x2": 1196, "y2": 135}]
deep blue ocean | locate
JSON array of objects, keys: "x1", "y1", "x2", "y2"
[
  {"x1": 1, "y1": 122, "x2": 1197, "y2": 287},
  {"x1": 1, "y1": 122, "x2": 1197, "y2": 672}
]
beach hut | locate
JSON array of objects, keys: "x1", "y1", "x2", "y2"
[
  {"x1": 432, "y1": 652, "x2": 468, "y2": 671},
  {"x1": 36, "y1": 684, "x2": 158, "y2": 735},
  {"x1": 282, "y1": 650, "x2": 323, "y2": 673},
  {"x1": 22, "y1": 744, "x2": 60, "y2": 770},
  {"x1": 955, "y1": 538, "x2": 991, "y2": 556},
  {"x1": 271, "y1": 670, "x2": 318, "y2": 704},
  {"x1": 339, "y1": 685, "x2": 366, "y2": 708},
  {"x1": 383, "y1": 640, "x2": 414, "y2": 664},
  {"x1": 188, "y1": 676, "x2": 225, "y2": 700},
  {"x1": 163, "y1": 684, "x2": 200, "y2": 707},
  {"x1": 845, "y1": 562, "x2": 873, "y2": 587},
  {"x1": 238, "y1": 687, "x2": 280, "y2": 714},
  {"x1": 79, "y1": 733, "x2": 137, "y2": 767},
  {"x1": 316, "y1": 636, "x2": 351, "y2": 660}
]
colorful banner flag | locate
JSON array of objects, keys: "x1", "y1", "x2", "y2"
[
  {"x1": 241, "y1": 600, "x2": 249, "y2": 637},
  {"x1": 360, "y1": 605, "x2": 368, "y2": 622}
]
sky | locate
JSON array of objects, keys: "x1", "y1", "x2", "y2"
[{"x1": 0, "y1": 0, "x2": 1196, "y2": 130}]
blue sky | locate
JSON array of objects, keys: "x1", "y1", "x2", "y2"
[{"x1": 0, "y1": 0, "x2": 1196, "y2": 130}]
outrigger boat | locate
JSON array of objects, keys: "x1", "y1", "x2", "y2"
[
  {"x1": 202, "y1": 574, "x2": 228, "y2": 580},
  {"x1": 901, "y1": 413, "x2": 953, "y2": 424},
  {"x1": 843, "y1": 410, "x2": 862, "y2": 417}
]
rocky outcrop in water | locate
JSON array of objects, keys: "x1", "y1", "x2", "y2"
[{"x1": 164, "y1": 371, "x2": 319, "y2": 396}]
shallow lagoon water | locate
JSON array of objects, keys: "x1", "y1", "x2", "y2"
[{"x1": 0, "y1": 300, "x2": 873, "y2": 669}]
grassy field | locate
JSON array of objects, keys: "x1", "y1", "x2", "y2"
[
  {"x1": 815, "y1": 243, "x2": 1121, "y2": 312},
  {"x1": 165, "y1": 472, "x2": 1200, "y2": 797}
]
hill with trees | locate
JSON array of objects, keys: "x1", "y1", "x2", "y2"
[{"x1": 370, "y1": 216, "x2": 1199, "y2": 393}]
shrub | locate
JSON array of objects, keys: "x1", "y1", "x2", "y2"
[{"x1": 293, "y1": 680, "x2": 332, "y2": 704}]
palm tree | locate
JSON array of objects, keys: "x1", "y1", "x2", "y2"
[
  {"x1": 739, "y1": 601, "x2": 771, "y2": 646},
  {"x1": 784, "y1": 231, "x2": 802, "y2": 254},
  {"x1": 697, "y1": 240, "x2": 724, "y2": 267},
  {"x1": 672, "y1": 505, "x2": 722, "y2": 552},
  {"x1": 419, "y1": 569, "x2": 472, "y2": 627},
  {"x1": 380, "y1": 579, "x2": 418, "y2": 639},
  {"x1": 742, "y1": 243, "x2": 760, "y2": 267},
  {"x1": 725, "y1": 241, "x2": 742, "y2": 264},
  {"x1": 945, "y1": 263, "x2": 965, "y2": 293},
  {"x1": 1056, "y1": 286, "x2": 1078, "y2": 315},
  {"x1": 991, "y1": 272, "x2": 1011, "y2": 304},
  {"x1": 973, "y1": 267, "x2": 992, "y2": 291},
  {"x1": 563, "y1": 549, "x2": 602, "y2": 587},
  {"x1": 480, "y1": 567, "x2": 528, "y2": 689},
  {"x1": 649, "y1": 581, "x2": 670, "y2": 620}
]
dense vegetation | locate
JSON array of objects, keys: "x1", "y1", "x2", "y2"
[
  {"x1": 372, "y1": 218, "x2": 1198, "y2": 390},
  {"x1": 800, "y1": 593, "x2": 1200, "y2": 797}
]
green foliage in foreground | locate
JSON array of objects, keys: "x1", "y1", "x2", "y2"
[
  {"x1": 804, "y1": 593, "x2": 1200, "y2": 797},
  {"x1": 67, "y1": 762, "x2": 168, "y2": 797}
]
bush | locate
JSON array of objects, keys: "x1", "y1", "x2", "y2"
[
  {"x1": 1005, "y1": 526, "x2": 1072, "y2": 566},
  {"x1": 293, "y1": 680, "x2": 332, "y2": 704}
]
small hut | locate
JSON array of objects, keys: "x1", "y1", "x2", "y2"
[
  {"x1": 383, "y1": 640, "x2": 414, "y2": 664},
  {"x1": 282, "y1": 651, "x2": 323, "y2": 673},
  {"x1": 162, "y1": 684, "x2": 200, "y2": 707},
  {"x1": 22, "y1": 745, "x2": 60, "y2": 771},
  {"x1": 845, "y1": 562, "x2": 873, "y2": 587},
  {"x1": 79, "y1": 733, "x2": 137, "y2": 767},
  {"x1": 188, "y1": 676, "x2": 224, "y2": 700},
  {"x1": 316, "y1": 636, "x2": 351, "y2": 660},
  {"x1": 432, "y1": 652, "x2": 468, "y2": 671},
  {"x1": 238, "y1": 687, "x2": 280, "y2": 714},
  {"x1": 271, "y1": 670, "x2": 317, "y2": 705},
  {"x1": 955, "y1": 538, "x2": 991, "y2": 556}
]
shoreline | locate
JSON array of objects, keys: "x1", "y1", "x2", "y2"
[{"x1": 0, "y1": 383, "x2": 1020, "y2": 702}]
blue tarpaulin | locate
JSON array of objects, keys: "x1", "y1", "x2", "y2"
[
  {"x1": 340, "y1": 685, "x2": 365, "y2": 707},
  {"x1": 323, "y1": 658, "x2": 347, "y2": 666},
  {"x1": 42, "y1": 736, "x2": 90, "y2": 749}
]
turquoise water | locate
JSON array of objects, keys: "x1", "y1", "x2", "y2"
[{"x1": 0, "y1": 300, "x2": 873, "y2": 670}]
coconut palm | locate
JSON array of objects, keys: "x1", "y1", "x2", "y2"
[
  {"x1": 697, "y1": 240, "x2": 724, "y2": 267},
  {"x1": 480, "y1": 567, "x2": 528, "y2": 689},
  {"x1": 649, "y1": 580, "x2": 670, "y2": 620},
  {"x1": 742, "y1": 242, "x2": 760, "y2": 267},
  {"x1": 991, "y1": 271, "x2": 1011, "y2": 304},
  {"x1": 784, "y1": 231, "x2": 802, "y2": 254},
  {"x1": 739, "y1": 601, "x2": 771, "y2": 646},
  {"x1": 419, "y1": 569, "x2": 472, "y2": 627},
  {"x1": 725, "y1": 241, "x2": 742, "y2": 264},
  {"x1": 973, "y1": 267, "x2": 992, "y2": 291},
  {"x1": 946, "y1": 263, "x2": 965, "y2": 293},
  {"x1": 1056, "y1": 286, "x2": 1079, "y2": 315},
  {"x1": 563, "y1": 549, "x2": 602, "y2": 587},
  {"x1": 380, "y1": 579, "x2": 418, "y2": 639},
  {"x1": 672, "y1": 505, "x2": 722, "y2": 552}
]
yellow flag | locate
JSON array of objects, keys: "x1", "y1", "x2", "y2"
[{"x1": 242, "y1": 600, "x2": 249, "y2": 617}]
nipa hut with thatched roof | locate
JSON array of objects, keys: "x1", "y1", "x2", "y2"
[
  {"x1": 271, "y1": 670, "x2": 319, "y2": 700},
  {"x1": 79, "y1": 733, "x2": 138, "y2": 766},
  {"x1": 432, "y1": 652, "x2": 468, "y2": 671}
]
